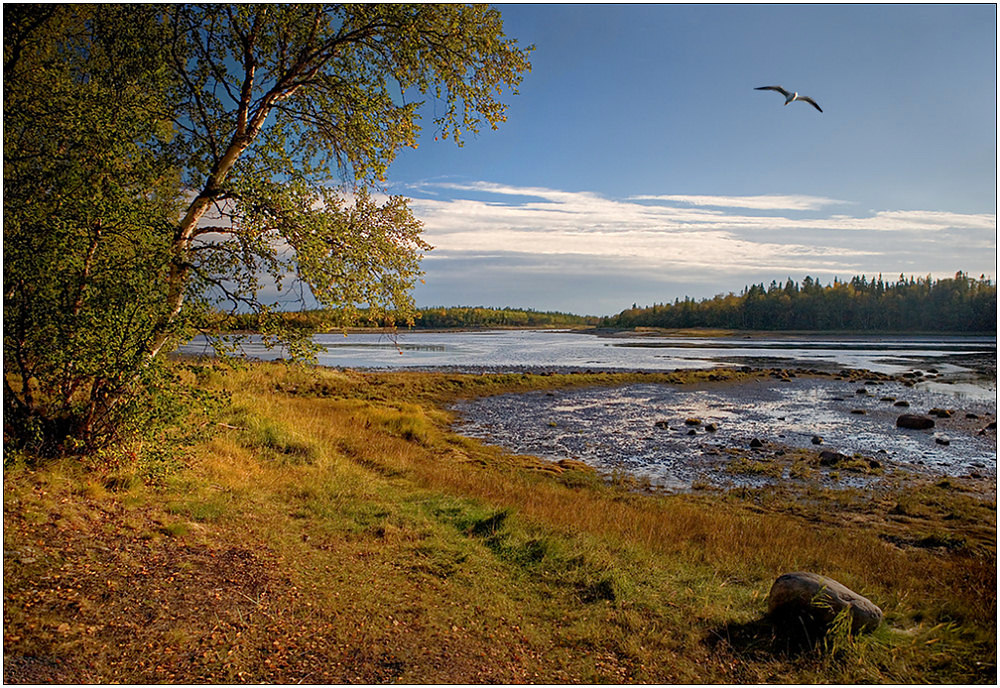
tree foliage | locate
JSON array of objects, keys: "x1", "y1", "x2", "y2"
[
  {"x1": 218, "y1": 306, "x2": 598, "y2": 331},
  {"x1": 4, "y1": 4, "x2": 531, "y2": 455},
  {"x1": 603, "y1": 273, "x2": 997, "y2": 333}
]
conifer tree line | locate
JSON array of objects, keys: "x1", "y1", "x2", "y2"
[
  {"x1": 219, "y1": 306, "x2": 597, "y2": 331},
  {"x1": 602, "y1": 272, "x2": 996, "y2": 333}
]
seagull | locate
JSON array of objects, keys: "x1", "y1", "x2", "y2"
[{"x1": 755, "y1": 85, "x2": 823, "y2": 112}]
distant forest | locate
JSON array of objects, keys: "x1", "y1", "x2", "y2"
[
  {"x1": 219, "y1": 306, "x2": 598, "y2": 332},
  {"x1": 414, "y1": 306, "x2": 597, "y2": 328},
  {"x1": 215, "y1": 272, "x2": 995, "y2": 334},
  {"x1": 601, "y1": 272, "x2": 996, "y2": 333}
]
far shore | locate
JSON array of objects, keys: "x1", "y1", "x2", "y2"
[{"x1": 206, "y1": 325, "x2": 998, "y2": 338}]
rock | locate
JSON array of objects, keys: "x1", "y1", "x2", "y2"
[
  {"x1": 654, "y1": 420, "x2": 670, "y2": 429},
  {"x1": 935, "y1": 437, "x2": 950, "y2": 446},
  {"x1": 850, "y1": 409, "x2": 866, "y2": 415},
  {"x1": 928, "y1": 408, "x2": 953, "y2": 418},
  {"x1": 819, "y1": 450, "x2": 847, "y2": 466},
  {"x1": 893, "y1": 400, "x2": 910, "y2": 407},
  {"x1": 965, "y1": 413, "x2": 979, "y2": 419},
  {"x1": 704, "y1": 423, "x2": 718, "y2": 432},
  {"x1": 684, "y1": 418, "x2": 702, "y2": 426},
  {"x1": 767, "y1": 571, "x2": 883, "y2": 635},
  {"x1": 855, "y1": 388, "x2": 868, "y2": 395},
  {"x1": 987, "y1": 421, "x2": 997, "y2": 430},
  {"x1": 880, "y1": 396, "x2": 896, "y2": 402},
  {"x1": 687, "y1": 429, "x2": 697, "y2": 436},
  {"x1": 811, "y1": 435, "x2": 823, "y2": 445},
  {"x1": 868, "y1": 458, "x2": 882, "y2": 469},
  {"x1": 557, "y1": 458, "x2": 594, "y2": 473},
  {"x1": 896, "y1": 414, "x2": 935, "y2": 430},
  {"x1": 749, "y1": 438, "x2": 764, "y2": 449}
]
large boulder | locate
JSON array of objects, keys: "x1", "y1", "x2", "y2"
[
  {"x1": 896, "y1": 414, "x2": 935, "y2": 430},
  {"x1": 767, "y1": 571, "x2": 883, "y2": 635}
]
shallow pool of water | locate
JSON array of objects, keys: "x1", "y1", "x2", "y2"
[{"x1": 452, "y1": 377, "x2": 997, "y2": 491}]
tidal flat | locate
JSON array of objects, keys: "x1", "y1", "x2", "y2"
[{"x1": 453, "y1": 372, "x2": 997, "y2": 492}]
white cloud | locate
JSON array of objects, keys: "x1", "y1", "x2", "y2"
[
  {"x1": 398, "y1": 181, "x2": 997, "y2": 311},
  {"x1": 630, "y1": 193, "x2": 846, "y2": 211}
]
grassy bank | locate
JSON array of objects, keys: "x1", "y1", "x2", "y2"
[{"x1": 4, "y1": 362, "x2": 996, "y2": 683}]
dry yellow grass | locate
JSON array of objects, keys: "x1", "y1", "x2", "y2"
[{"x1": 4, "y1": 360, "x2": 996, "y2": 683}]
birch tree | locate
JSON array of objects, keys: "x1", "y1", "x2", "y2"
[{"x1": 4, "y1": 4, "x2": 531, "y2": 455}]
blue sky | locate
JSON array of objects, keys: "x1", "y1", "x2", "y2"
[{"x1": 385, "y1": 4, "x2": 996, "y2": 316}]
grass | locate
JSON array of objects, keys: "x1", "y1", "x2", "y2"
[{"x1": 3, "y1": 360, "x2": 996, "y2": 683}]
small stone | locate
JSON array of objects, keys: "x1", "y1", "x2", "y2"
[
  {"x1": 749, "y1": 438, "x2": 764, "y2": 449},
  {"x1": 850, "y1": 409, "x2": 867, "y2": 415},
  {"x1": 966, "y1": 413, "x2": 979, "y2": 419},
  {"x1": 704, "y1": 423, "x2": 718, "y2": 432},
  {"x1": 880, "y1": 396, "x2": 896, "y2": 402},
  {"x1": 868, "y1": 458, "x2": 882, "y2": 469},
  {"x1": 684, "y1": 418, "x2": 702, "y2": 426},
  {"x1": 935, "y1": 437, "x2": 950, "y2": 446},
  {"x1": 893, "y1": 400, "x2": 910, "y2": 407},
  {"x1": 897, "y1": 414, "x2": 935, "y2": 430},
  {"x1": 811, "y1": 435, "x2": 823, "y2": 445},
  {"x1": 856, "y1": 388, "x2": 868, "y2": 395},
  {"x1": 928, "y1": 408, "x2": 953, "y2": 418},
  {"x1": 687, "y1": 429, "x2": 697, "y2": 436},
  {"x1": 654, "y1": 420, "x2": 669, "y2": 429},
  {"x1": 819, "y1": 450, "x2": 847, "y2": 466}
]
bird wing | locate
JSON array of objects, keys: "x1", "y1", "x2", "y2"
[
  {"x1": 798, "y1": 96, "x2": 823, "y2": 112},
  {"x1": 755, "y1": 85, "x2": 790, "y2": 97}
]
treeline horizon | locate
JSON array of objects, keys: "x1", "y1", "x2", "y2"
[
  {"x1": 215, "y1": 306, "x2": 599, "y2": 332},
  {"x1": 601, "y1": 272, "x2": 996, "y2": 333},
  {"x1": 212, "y1": 272, "x2": 996, "y2": 334}
]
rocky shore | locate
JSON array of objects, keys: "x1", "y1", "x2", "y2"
[{"x1": 453, "y1": 367, "x2": 996, "y2": 493}]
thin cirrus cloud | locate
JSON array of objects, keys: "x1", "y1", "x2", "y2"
[
  {"x1": 404, "y1": 181, "x2": 995, "y2": 278},
  {"x1": 629, "y1": 193, "x2": 846, "y2": 211}
]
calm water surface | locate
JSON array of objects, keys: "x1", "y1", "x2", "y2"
[{"x1": 180, "y1": 330, "x2": 996, "y2": 384}]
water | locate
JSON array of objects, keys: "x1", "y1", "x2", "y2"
[
  {"x1": 452, "y1": 377, "x2": 997, "y2": 490},
  {"x1": 178, "y1": 330, "x2": 996, "y2": 489},
  {"x1": 179, "y1": 330, "x2": 996, "y2": 387}
]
